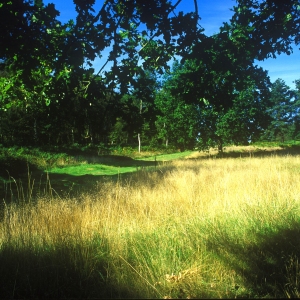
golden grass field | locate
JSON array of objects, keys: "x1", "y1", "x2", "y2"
[{"x1": 1, "y1": 152, "x2": 300, "y2": 298}]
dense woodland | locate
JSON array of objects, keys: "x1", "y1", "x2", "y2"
[{"x1": 0, "y1": 0, "x2": 300, "y2": 152}]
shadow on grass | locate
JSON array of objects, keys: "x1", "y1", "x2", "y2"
[
  {"x1": 82, "y1": 154, "x2": 158, "y2": 167},
  {"x1": 0, "y1": 239, "x2": 143, "y2": 299},
  {"x1": 207, "y1": 222, "x2": 300, "y2": 298},
  {"x1": 0, "y1": 155, "x2": 166, "y2": 201},
  {"x1": 0, "y1": 157, "x2": 40, "y2": 178}
]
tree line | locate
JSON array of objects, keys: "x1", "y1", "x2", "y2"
[{"x1": 0, "y1": 0, "x2": 300, "y2": 152}]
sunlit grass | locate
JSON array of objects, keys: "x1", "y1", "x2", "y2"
[
  {"x1": 136, "y1": 150, "x2": 193, "y2": 161},
  {"x1": 48, "y1": 164, "x2": 138, "y2": 176},
  {"x1": 1, "y1": 154, "x2": 300, "y2": 298}
]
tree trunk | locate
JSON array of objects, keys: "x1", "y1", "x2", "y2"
[
  {"x1": 138, "y1": 133, "x2": 141, "y2": 153},
  {"x1": 71, "y1": 128, "x2": 74, "y2": 144},
  {"x1": 218, "y1": 139, "x2": 223, "y2": 154}
]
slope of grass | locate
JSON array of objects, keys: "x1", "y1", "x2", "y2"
[
  {"x1": 1, "y1": 154, "x2": 300, "y2": 298},
  {"x1": 2, "y1": 144, "x2": 300, "y2": 204}
]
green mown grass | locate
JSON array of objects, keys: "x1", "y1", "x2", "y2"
[
  {"x1": 46, "y1": 151, "x2": 194, "y2": 176},
  {"x1": 48, "y1": 164, "x2": 138, "y2": 176}
]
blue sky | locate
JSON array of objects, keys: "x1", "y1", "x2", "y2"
[{"x1": 44, "y1": 0, "x2": 300, "y2": 89}]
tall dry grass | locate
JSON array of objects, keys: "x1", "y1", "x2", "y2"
[{"x1": 1, "y1": 155, "x2": 300, "y2": 298}]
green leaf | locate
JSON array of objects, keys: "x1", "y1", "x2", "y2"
[
  {"x1": 200, "y1": 98, "x2": 209, "y2": 105},
  {"x1": 119, "y1": 30, "x2": 128, "y2": 39}
]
